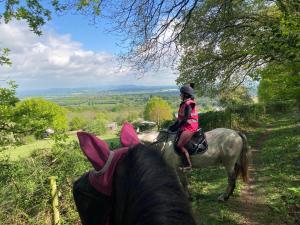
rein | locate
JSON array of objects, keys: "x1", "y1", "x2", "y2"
[{"x1": 148, "y1": 130, "x2": 175, "y2": 156}]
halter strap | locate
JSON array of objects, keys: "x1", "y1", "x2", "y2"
[{"x1": 93, "y1": 151, "x2": 115, "y2": 176}]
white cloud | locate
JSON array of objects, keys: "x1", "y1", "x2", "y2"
[{"x1": 0, "y1": 20, "x2": 177, "y2": 89}]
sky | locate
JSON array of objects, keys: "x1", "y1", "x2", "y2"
[{"x1": 0, "y1": 12, "x2": 178, "y2": 90}]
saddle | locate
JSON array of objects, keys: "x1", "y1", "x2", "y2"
[{"x1": 174, "y1": 128, "x2": 208, "y2": 156}]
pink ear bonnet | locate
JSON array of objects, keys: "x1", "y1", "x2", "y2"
[{"x1": 77, "y1": 122, "x2": 139, "y2": 195}]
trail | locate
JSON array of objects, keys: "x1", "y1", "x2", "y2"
[{"x1": 234, "y1": 131, "x2": 271, "y2": 225}]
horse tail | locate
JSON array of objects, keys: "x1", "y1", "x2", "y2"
[{"x1": 238, "y1": 132, "x2": 249, "y2": 183}]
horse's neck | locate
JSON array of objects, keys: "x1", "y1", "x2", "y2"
[{"x1": 138, "y1": 131, "x2": 160, "y2": 143}]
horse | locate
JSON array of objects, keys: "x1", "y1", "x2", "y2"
[
  {"x1": 73, "y1": 123, "x2": 197, "y2": 225},
  {"x1": 137, "y1": 128, "x2": 250, "y2": 201}
]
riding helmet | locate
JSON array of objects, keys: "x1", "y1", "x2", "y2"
[{"x1": 180, "y1": 84, "x2": 194, "y2": 96}]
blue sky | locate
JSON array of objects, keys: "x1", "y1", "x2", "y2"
[
  {"x1": 49, "y1": 13, "x2": 122, "y2": 53},
  {"x1": 0, "y1": 11, "x2": 177, "y2": 90}
]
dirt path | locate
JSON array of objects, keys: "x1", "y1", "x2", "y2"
[{"x1": 234, "y1": 131, "x2": 271, "y2": 225}]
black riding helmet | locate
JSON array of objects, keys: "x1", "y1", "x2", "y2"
[{"x1": 180, "y1": 84, "x2": 194, "y2": 97}]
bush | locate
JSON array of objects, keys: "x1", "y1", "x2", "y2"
[
  {"x1": 14, "y1": 98, "x2": 68, "y2": 138},
  {"x1": 83, "y1": 118, "x2": 108, "y2": 135},
  {"x1": 0, "y1": 140, "x2": 90, "y2": 225},
  {"x1": 19, "y1": 135, "x2": 36, "y2": 144},
  {"x1": 0, "y1": 130, "x2": 17, "y2": 146},
  {"x1": 198, "y1": 101, "x2": 298, "y2": 131},
  {"x1": 265, "y1": 100, "x2": 297, "y2": 114},
  {"x1": 69, "y1": 117, "x2": 87, "y2": 131},
  {"x1": 199, "y1": 110, "x2": 231, "y2": 131}
]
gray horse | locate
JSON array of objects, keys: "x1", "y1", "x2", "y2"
[{"x1": 138, "y1": 128, "x2": 249, "y2": 201}]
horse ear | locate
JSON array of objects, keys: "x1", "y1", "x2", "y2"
[
  {"x1": 120, "y1": 122, "x2": 140, "y2": 147},
  {"x1": 77, "y1": 131, "x2": 110, "y2": 171}
]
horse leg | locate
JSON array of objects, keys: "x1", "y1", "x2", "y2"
[
  {"x1": 218, "y1": 163, "x2": 239, "y2": 202},
  {"x1": 176, "y1": 168, "x2": 190, "y2": 197}
]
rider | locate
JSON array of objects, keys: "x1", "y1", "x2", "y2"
[{"x1": 168, "y1": 84, "x2": 198, "y2": 170}]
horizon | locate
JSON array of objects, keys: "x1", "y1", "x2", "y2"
[{"x1": 0, "y1": 17, "x2": 178, "y2": 89}]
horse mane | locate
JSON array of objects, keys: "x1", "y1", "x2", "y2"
[{"x1": 112, "y1": 144, "x2": 197, "y2": 225}]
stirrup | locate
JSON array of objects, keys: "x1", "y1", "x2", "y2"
[{"x1": 179, "y1": 166, "x2": 192, "y2": 172}]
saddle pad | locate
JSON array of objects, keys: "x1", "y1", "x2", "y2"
[{"x1": 174, "y1": 130, "x2": 208, "y2": 156}]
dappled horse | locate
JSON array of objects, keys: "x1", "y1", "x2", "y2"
[
  {"x1": 138, "y1": 128, "x2": 249, "y2": 201},
  {"x1": 73, "y1": 123, "x2": 197, "y2": 225}
]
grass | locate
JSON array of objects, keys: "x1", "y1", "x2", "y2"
[
  {"x1": 0, "y1": 139, "x2": 54, "y2": 161},
  {"x1": 254, "y1": 112, "x2": 300, "y2": 224},
  {"x1": 0, "y1": 111, "x2": 299, "y2": 224},
  {"x1": 0, "y1": 132, "x2": 118, "y2": 161},
  {"x1": 189, "y1": 111, "x2": 300, "y2": 225},
  {"x1": 0, "y1": 132, "x2": 120, "y2": 225}
]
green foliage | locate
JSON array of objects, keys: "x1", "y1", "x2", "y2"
[
  {"x1": 0, "y1": 0, "x2": 104, "y2": 66},
  {"x1": 0, "y1": 104, "x2": 299, "y2": 224},
  {"x1": 0, "y1": 140, "x2": 89, "y2": 224},
  {"x1": 0, "y1": 48, "x2": 11, "y2": 65},
  {"x1": 19, "y1": 135, "x2": 36, "y2": 145},
  {"x1": 144, "y1": 96, "x2": 173, "y2": 127},
  {"x1": 83, "y1": 118, "x2": 108, "y2": 135},
  {"x1": 0, "y1": 80, "x2": 19, "y2": 107},
  {"x1": 199, "y1": 110, "x2": 231, "y2": 131},
  {"x1": 254, "y1": 113, "x2": 300, "y2": 224},
  {"x1": 14, "y1": 98, "x2": 68, "y2": 138},
  {"x1": 258, "y1": 63, "x2": 300, "y2": 107},
  {"x1": 178, "y1": 0, "x2": 300, "y2": 95},
  {"x1": 95, "y1": 111, "x2": 108, "y2": 120},
  {"x1": 0, "y1": 81, "x2": 19, "y2": 145},
  {"x1": 2, "y1": 0, "x2": 51, "y2": 36},
  {"x1": 189, "y1": 111, "x2": 300, "y2": 225},
  {"x1": 218, "y1": 86, "x2": 253, "y2": 107},
  {"x1": 69, "y1": 116, "x2": 87, "y2": 131},
  {"x1": 1, "y1": 0, "x2": 103, "y2": 36},
  {"x1": 199, "y1": 101, "x2": 298, "y2": 131}
]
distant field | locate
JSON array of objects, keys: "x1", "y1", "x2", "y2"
[{"x1": 0, "y1": 133, "x2": 118, "y2": 161}]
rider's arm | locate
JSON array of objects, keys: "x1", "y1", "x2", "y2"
[
  {"x1": 178, "y1": 105, "x2": 192, "y2": 127},
  {"x1": 168, "y1": 105, "x2": 192, "y2": 131}
]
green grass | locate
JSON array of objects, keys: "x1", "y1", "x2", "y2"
[
  {"x1": 0, "y1": 139, "x2": 54, "y2": 161},
  {"x1": 189, "y1": 111, "x2": 300, "y2": 225},
  {"x1": 254, "y1": 112, "x2": 300, "y2": 224},
  {"x1": 189, "y1": 165, "x2": 247, "y2": 225},
  {"x1": 0, "y1": 111, "x2": 299, "y2": 224},
  {"x1": 0, "y1": 133, "x2": 118, "y2": 161}
]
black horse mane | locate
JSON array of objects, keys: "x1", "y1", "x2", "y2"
[{"x1": 112, "y1": 144, "x2": 197, "y2": 225}]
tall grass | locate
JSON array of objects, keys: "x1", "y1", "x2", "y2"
[{"x1": 0, "y1": 137, "x2": 120, "y2": 225}]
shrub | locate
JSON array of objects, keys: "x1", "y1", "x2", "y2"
[
  {"x1": 14, "y1": 98, "x2": 68, "y2": 138},
  {"x1": 69, "y1": 117, "x2": 87, "y2": 131},
  {"x1": 83, "y1": 118, "x2": 108, "y2": 135},
  {"x1": 0, "y1": 140, "x2": 90, "y2": 225}
]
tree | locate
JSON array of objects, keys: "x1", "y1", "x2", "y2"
[
  {"x1": 0, "y1": 80, "x2": 19, "y2": 106},
  {"x1": 144, "y1": 96, "x2": 173, "y2": 127},
  {"x1": 0, "y1": 81, "x2": 19, "y2": 145},
  {"x1": 218, "y1": 86, "x2": 253, "y2": 107},
  {"x1": 69, "y1": 116, "x2": 87, "y2": 131},
  {"x1": 0, "y1": 48, "x2": 11, "y2": 65},
  {"x1": 0, "y1": 80, "x2": 19, "y2": 131},
  {"x1": 0, "y1": 0, "x2": 102, "y2": 65},
  {"x1": 83, "y1": 118, "x2": 108, "y2": 135},
  {"x1": 14, "y1": 98, "x2": 68, "y2": 138},
  {"x1": 178, "y1": 0, "x2": 300, "y2": 95},
  {"x1": 258, "y1": 63, "x2": 300, "y2": 104},
  {"x1": 1, "y1": 0, "x2": 299, "y2": 96}
]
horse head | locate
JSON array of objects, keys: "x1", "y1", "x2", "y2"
[{"x1": 73, "y1": 123, "x2": 196, "y2": 225}]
